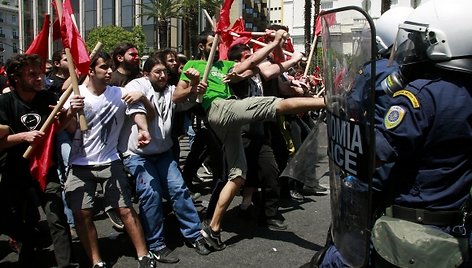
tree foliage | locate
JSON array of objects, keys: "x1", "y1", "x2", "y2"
[
  {"x1": 86, "y1": 25, "x2": 146, "y2": 54},
  {"x1": 139, "y1": 0, "x2": 182, "y2": 49}
]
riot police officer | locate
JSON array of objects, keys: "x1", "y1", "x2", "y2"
[
  {"x1": 314, "y1": 1, "x2": 472, "y2": 266},
  {"x1": 372, "y1": 1, "x2": 472, "y2": 266}
]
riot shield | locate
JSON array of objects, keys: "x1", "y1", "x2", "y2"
[
  {"x1": 320, "y1": 7, "x2": 376, "y2": 268},
  {"x1": 280, "y1": 114, "x2": 323, "y2": 188}
]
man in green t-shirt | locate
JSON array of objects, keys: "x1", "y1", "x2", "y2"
[{"x1": 174, "y1": 29, "x2": 325, "y2": 251}]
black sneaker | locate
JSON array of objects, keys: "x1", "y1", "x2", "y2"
[
  {"x1": 201, "y1": 225, "x2": 226, "y2": 251},
  {"x1": 290, "y1": 190, "x2": 304, "y2": 201},
  {"x1": 106, "y1": 210, "x2": 125, "y2": 231},
  {"x1": 151, "y1": 247, "x2": 180, "y2": 263},
  {"x1": 193, "y1": 237, "x2": 211, "y2": 255},
  {"x1": 266, "y1": 218, "x2": 288, "y2": 231},
  {"x1": 303, "y1": 184, "x2": 328, "y2": 195},
  {"x1": 138, "y1": 255, "x2": 157, "y2": 268}
]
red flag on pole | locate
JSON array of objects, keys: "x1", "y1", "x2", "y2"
[
  {"x1": 54, "y1": 0, "x2": 90, "y2": 75},
  {"x1": 314, "y1": 11, "x2": 337, "y2": 36},
  {"x1": 29, "y1": 120, "x2": 58, "y2": 191},
  {"x1": 216, "y1": 0, "x2": 235, "y2": 60},
  {"x1": 25, "y1": 14, "x2": 50, "y2": 68}
]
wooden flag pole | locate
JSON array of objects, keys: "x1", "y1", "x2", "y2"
[
  {"x1": 303, "y1": 34, "x2": 319, "y2": 77},
  {"x1": 54, "y1": 0, "x2": 88, "y2": 131},
  {"x1": 198, "y1": 34, "x2": 220, "y2": 103},
  {"x1": 23, "y1": 42, "x2": 103, "y2": 159}
]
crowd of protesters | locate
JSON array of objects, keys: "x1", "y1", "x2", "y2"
[{"x1": 0, "y1": 25, "x2": 327, "y2": 267}]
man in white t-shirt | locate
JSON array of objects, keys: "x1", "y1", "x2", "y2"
[{"x1": 64, "y1": 51, "x2": 155, "y2": 268}]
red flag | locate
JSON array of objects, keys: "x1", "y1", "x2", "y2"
[
  {"x1": 29, "y1": 120, "x2": 58, "y2": 192},
  {"x1": 228, "y1": 18, "x2": 252, "y2": 48},
  {"x1": 314, "y1": 11, "x2": 337, "y2": 36},
  {"x1": 314, "y1": 16, "x2": 322, "y2": 36},
  {"x1": 25, "y1": 14, "x2": 50, "y2": 67},
  {"x1": 55, "y1": 1, "x2": 90, "y2": 75},
  {"x1": 251, "y1": 35, "x2": 267, "y2": 53},
  {"x1": 52, "y1": 17, "x2": 61, "y2": 40},
  {"x1": 219, "y1": 17, "x2": 253, "y2": 58},
  {"x1": 216, "y1": 0, "x2": 235, "y2": 60},
  {"x1": 63, "y1": 0, "x2": 74, "y2": 13},
  {"x1": 216, "y1": 0, "x2": 234, "y2": 33}
]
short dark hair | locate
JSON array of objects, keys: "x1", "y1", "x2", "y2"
[
  {"x1": 154, "y1": 48, "x2": 177, "y2": 60},
  {"x1": 112, "y1": 43, "x2": 137, "y2": 68},
  {"x1": 51, "y1": 49, "x2": 66, "y2": 73},
  {"x1": 90, "y1": 51, "x2": 112, "y2": 69},
  {"x1": 177, "y1": 53, "x2": 188, "y2": 65},
  {"x1": 154, "y1": 48, "x2": 178, "y2": 70},
  {"x1": 5, "y1": 54, "x2": 42, "y2": 88},
  {"x1": 267, "y1": 24, "x2": 289, "y2": 31},
  {"x1": 197, "y1": 30, "x2": 215, "y2": 47},
  {"x1": 142, "y1": 55, "x2": 165, "y2": 73},
  {"x1": 52, "y1": 49, "x2": 66, "y2": 64},
  {"x1": 228, "y1": 44, "x2": 251, "y2": 61}
]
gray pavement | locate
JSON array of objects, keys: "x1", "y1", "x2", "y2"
[{"x1": 0, "y1": 125, "x2": 332, "y2": 268}]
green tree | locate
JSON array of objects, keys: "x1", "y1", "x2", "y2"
[
  {"x1": 180, "y1": 0, "x2": 200, "y2": 58},
  {"x1": 86, "y1": 25, "x2": 146, "y2": 54},
  {"x1": 179, "y1": 0, "x2": 223, "y2": 57},
  {"x1": 139, "y1": 0, "x2": 182, "y2": 50},
  {"x1": 200, "y1": 0, "x2": 223, "y2": 18},
  {"x1": 304, "y1": 0, "x2": 312, "y2": 55}
]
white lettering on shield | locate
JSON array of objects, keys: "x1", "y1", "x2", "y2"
[{"x1": 327, "y1": 113, "x2": 363, "y2": 175}]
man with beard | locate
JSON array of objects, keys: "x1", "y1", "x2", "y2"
[
  {"x1": 156, "y1": 48, "x2": 179, "y2": 86},
  {"x1": 108, "y1": 43, "x2": 142, "y2": 230},
  {"x1": 0, "y1": 54, "x2": 83, "y2": 267},
  {"x1": 110, "y1": 43, "x2": 141, "y2": 87},
  {"x1": 120, "y1": 54, "x2": 210, "y2": 263}
]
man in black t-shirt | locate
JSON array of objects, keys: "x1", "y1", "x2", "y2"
[
  {"x1": 0, "y1": 54, "x2": 84, "y2": 267},
  {"x1": 46, "y1": 49, "x2": 70, "y2": 97}
]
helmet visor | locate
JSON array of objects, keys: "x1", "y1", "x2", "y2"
[{"x1": 389, "y1": 23, "x2": 429, "y2": 67}]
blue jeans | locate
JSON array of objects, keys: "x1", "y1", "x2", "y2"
[{"x1": 123, "y1": 150, "x2": 202, "y2": 251}]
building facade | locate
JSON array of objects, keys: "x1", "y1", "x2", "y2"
[
  {"x1": 11, "y1": 0, "x2": 428, "y2": 64},
  {"x1": 0, "y1": 0, "x2": 20, "y2": 65},
  {"x1": 268, "y1": 0, "x2": 427, "y2": 54}
]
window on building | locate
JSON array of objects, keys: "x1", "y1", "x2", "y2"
[
  {"x1": 102, "y1": 1, "x2": 115, "y2": 26},
  {"x1": 122, "y1": 4, "x2": 134, "y2": 27},
  {"x1": 0, "y1": 56, "x2": 4, "y2": 65},
  {"x1": 321, "y1": 1, "x2": 333, "y2": 9},
  {"x1": 0, "y1": 26, "x2": 3, "y2": 34},
  {"x1": 11, "y1": 14, "x2": 16, "y2": 24},
  {"x1": 391, "y1": 0, "x2": 398, "y2": 5},
  {"x1": 12, "y1": 30, "x2": 17, "y2": 38}
]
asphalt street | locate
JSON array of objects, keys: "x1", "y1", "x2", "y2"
[{"x1": 0, "y1": 125, "x2": 332, "y2": 268}]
